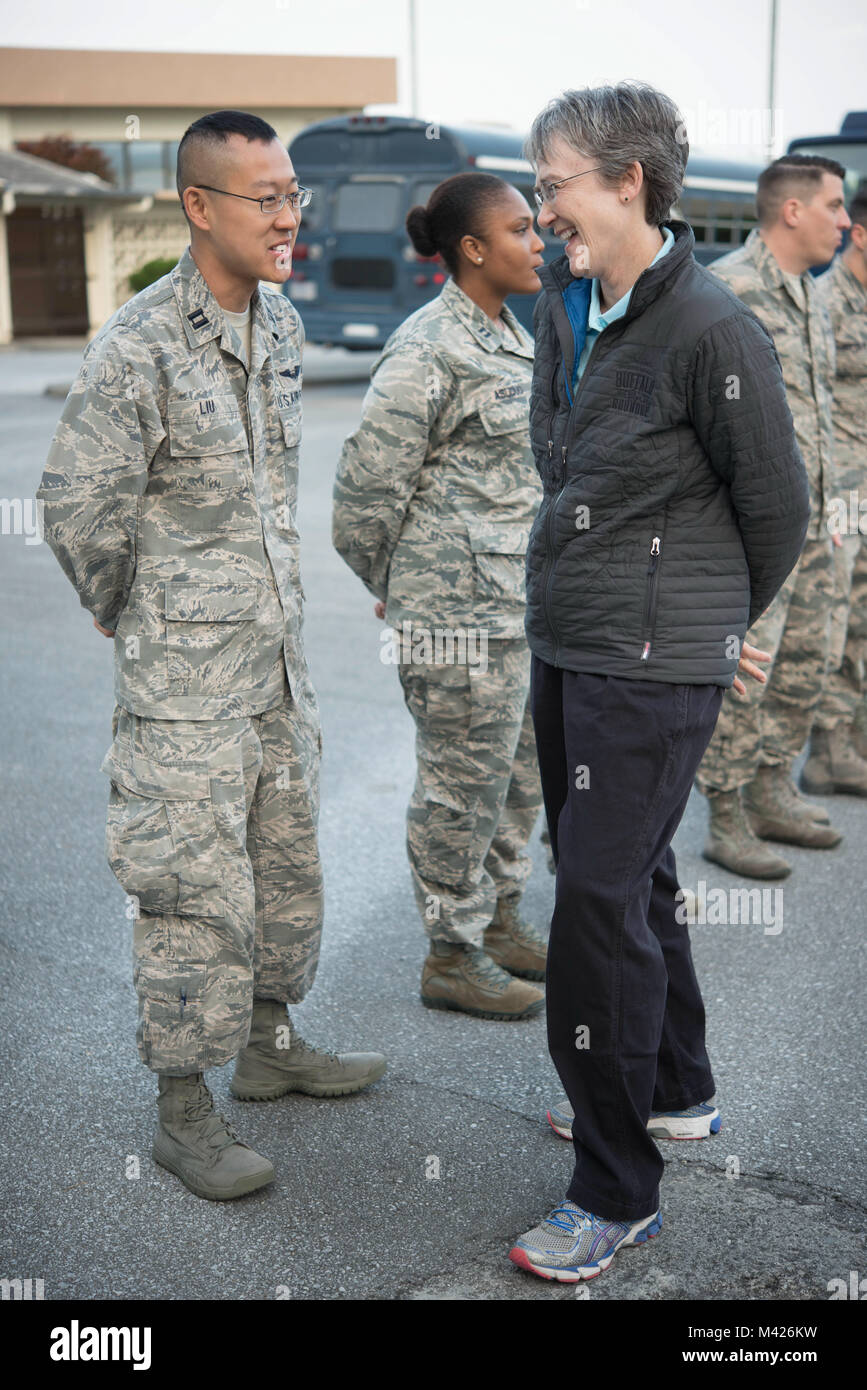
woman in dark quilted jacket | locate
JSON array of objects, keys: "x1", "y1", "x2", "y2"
[{"x1": 507, "y1": 81, "x2": 810, "y2": 1284}]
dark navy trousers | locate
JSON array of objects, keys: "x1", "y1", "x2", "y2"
[{"x1": 530, "y1": 657, "x2": 724, "y2": 1222}]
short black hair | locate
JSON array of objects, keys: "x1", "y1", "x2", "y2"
[
  {"x1": 756, "y1": 152, "x2": 847, "y2": 227},
  {"x1": 405, "y1": 172, "x2": 515, "y2": 276},
  {"x1": 176, "y1": 109, "x2": 279, "y2": 200},
  {"x1": 848, "y1": 178, "x2": 867, "y2": 231}
]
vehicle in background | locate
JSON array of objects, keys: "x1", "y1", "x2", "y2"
[
  {"x1": 787, "y1": 110, "x2": 867, "y2": 199},
  {"x1": 286, "y1": 114, "x2": 763, "y2": 349}
]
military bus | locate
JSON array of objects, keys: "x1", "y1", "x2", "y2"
[
  {"x1": 787, "y1": 110, "x2": 867, "y2": 197},
  {"x1": 285, "y1": 113, "x2": 764, "y2": 349}
]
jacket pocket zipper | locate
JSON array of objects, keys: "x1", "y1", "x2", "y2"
[{"x1": 640, "y1": 535, "x2": 662, "y2": 662}]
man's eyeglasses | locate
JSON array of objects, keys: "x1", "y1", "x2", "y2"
[
  {"x1": 195, "y1": 185, "x2": 313, "y2": 214},
  {"x1": 533, "y1": 168, "x2": 603, "y2": 208}
]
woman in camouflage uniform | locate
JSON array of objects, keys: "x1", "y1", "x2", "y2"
[{"x1": 333, "y1": 173, "x2": 549, "y2": 1020}]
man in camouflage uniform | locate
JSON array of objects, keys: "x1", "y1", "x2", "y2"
[
  {"x1": 37, "y1": 111, "x2": 384, "y2": 1203},
  {"x1": 697, "y1": 153, "x2": 852, "y2": 878},
  {"x1": 333, "y1": 265, "x2": 547, "y2": 1021},
  {"x1": 802, "y1": 180, "x2": 867, "y2": 795}
]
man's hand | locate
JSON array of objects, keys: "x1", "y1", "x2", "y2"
[
  {"x1": 732, "y1": 640, "x2": 771, "y2": 696},
  {"x1": 373, "y1": 601, "x2": 386, "y2": 620},
  {"x1": 93, "y1": 618, "x2": 115, "y2": 638},
  {"x1": 831, "y1": 530, "x2": 843, "y2": 549}
]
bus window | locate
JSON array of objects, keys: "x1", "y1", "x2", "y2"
[
  {"x1": 380, "y1": 128, "x2": 457, "y2": 166},
  {"x1": 787, "y1": 139, "x2": 867, "y2": 199},
  {"x1": 675, "y1": 190, "x2": 756, "y2": 262},
  {"x1": 298, "y1": 183, "x2": 326, "y2": 233},
  {"x1": 411, "y1": 180, "x2": 440, "y2": 209},
  {"x1": 334, "y1": 181, "x2": 402, "y2": 233}
]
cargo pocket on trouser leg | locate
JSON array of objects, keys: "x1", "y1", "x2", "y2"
[
  {"x1": 403, "y1": 668, "x2": 480, "y2": 895},
  {"x1": 407, "y1": 798, "x2": 481, "y2": 891},
  {"x1": 101, "y1": 730, "x2": 251, "y2": 1072},
  {"x1": 102, "y1": 745, "x2": 225, "y2": 921},
  {"x1": 134, "y1": 960, "x2": 208, "y2": 1074}
]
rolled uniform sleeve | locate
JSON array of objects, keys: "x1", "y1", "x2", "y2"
[
  {"x1": 332, "y1": 344, "x2": 447, "y2": 602},
  {"x1": 688, "y1": 311, "x2": 810, "y2": 626},
  {"x1": 37, "y1": 332, "x2": 165, "y2": 630}
]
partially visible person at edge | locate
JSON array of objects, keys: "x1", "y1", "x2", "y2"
[
  {"x1": 696, "y1": 152, "x2": 852, "y2": 878},
  {"x1": 37, "y1": 110, "x2": 385, "y2": 1205},
  {"x1": 507, "y1": 82, "x2": 810, "y2": 1284},
  {"x1": 802, "y1": 180, "x2": 867, "y2": 794},
  {"x1": 333, "y1": 173, "x2": 551, "y2": 1021}
]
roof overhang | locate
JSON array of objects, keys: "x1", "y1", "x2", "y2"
[{"x1": 0, "y1": 46, "x2": 397, "y2": 109}]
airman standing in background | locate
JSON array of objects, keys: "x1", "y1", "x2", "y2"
[
  {"x1": 333, "y1": 173, "x2": 549, "y2": 1021},
  {"x1": 802, "y1": 179, "x2": 867, "y2": 794},
  {"x1": 697, "y1": 153, "x2": 852, "y2": 878}
]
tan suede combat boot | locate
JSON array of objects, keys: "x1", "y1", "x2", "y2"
[
  {"x1": 800, "y1": 725, "x2": 867, "y2": 798},
  {"x1": 744, "y1": 765, "x2": 843, "y2": 847},
  {"x1": 851, "y1": 708, "x2": 867, "y2": 762},
  {"x1": 483, "y1": 896, "x2": 548, "y2": 981},
  {"x1": 747, "y1": 762, "x2": 831, "y2": 822},
  {"x1": 421, "y1": 941, "x2": 545, "y2": 1020},
  {"x1": 230, "y1": 1000, "x2": 386, "y2": 1101},
  {"x1": 703, "y1": 788, "x2": 792, "y2": 879},
  {"x1": 153, "y1": 1073, "x2": 275, "y2": 1200}
]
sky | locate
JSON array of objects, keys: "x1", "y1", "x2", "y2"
[{"x1": 3, "y1": 0, "x2": 865, "y2": 159}]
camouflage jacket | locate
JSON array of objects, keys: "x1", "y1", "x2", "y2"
[
  {"x1": 709, "y1": 228, "x2": 836, "y2": 540},
  {"x1": 816, "y1": 254, "x2": 867, "y2": 494},
  {"x1": 332, "y1": 276, "x2": 540, "y2": 640},
  {"x1": 38, "y1": 246, "x2": 318, "y2": 722}
]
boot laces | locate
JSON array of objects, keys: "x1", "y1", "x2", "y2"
[
  {"x1": 287, "y1": 1019, "x2": 339, "y2": 1065},
  {"x1": 496, "y1": 901, "x2": 543, "y2": 949},
  {"x1": 463, "y1": 947, "x2": 508, "y2": 990},
  {"x1": 506, "y1": 914, "x2": 540, "y2": 948},
  {"x1": 184, "y1": 1080, "x2": 241, "y2": 1154}
]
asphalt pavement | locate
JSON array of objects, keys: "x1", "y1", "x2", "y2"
[{"x1": 0, "y1": 357, "x2": 864, "y2": 1303}]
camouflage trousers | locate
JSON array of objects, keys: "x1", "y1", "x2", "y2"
[
  {"x1": 813, "y1": 533, "x2": 867, "y2": 731},
  {"x1": 696, "y1": 534, "x2": 834, "y2": 794},
  {"x1": 397, "y1": 638, "x2": 542, "y2": 945},
  {"x1": 101, "y1": 683, "x2": 324, "y2": 1075}
]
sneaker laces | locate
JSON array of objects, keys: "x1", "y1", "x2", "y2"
[
  {"x1": 544, "y1": 1203, "x2": 594, "y2": 1234},
  {"x1": 544, "y1": 1203, "x2": 629, "y2": 1244}
]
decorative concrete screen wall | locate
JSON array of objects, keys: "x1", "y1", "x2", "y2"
[{"x1": 111, "y1": 202, "x2": 188, "y2": 309}]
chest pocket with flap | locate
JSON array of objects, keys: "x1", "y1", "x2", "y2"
[
  {"x1": 164, "y1": 581, "x2": 260, "y2": 696},
  {"x1": 477, "y1": 391, "x2": 530, "y2": 437},
  {"x1": 167, "y1": 396, "x2": 248, "y2": 458}
]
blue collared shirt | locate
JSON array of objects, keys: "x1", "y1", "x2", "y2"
[{"x1": 561, "y1": 225, "x2": 675, "y2": 402}]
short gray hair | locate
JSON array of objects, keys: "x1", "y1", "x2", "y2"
[{"x1": 525, "y1": 82, "x2": 688, "y2": 226}]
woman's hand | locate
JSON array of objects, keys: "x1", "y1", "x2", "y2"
[{"x1": 732, "y1": 640, "x2": 771, "y2": 696}]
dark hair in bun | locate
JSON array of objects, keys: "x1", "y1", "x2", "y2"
[{"x1": 405, "y1": 171, "x2": 513, "y2": 275}]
